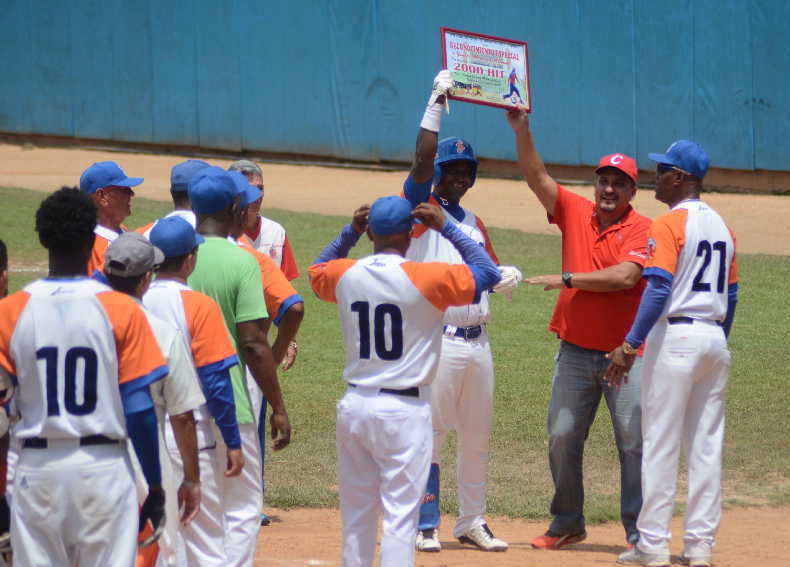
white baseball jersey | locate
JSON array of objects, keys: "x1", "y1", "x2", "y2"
[
  {"x1": 406, "y1": 202, "x2": 499, "y2": 327},
  {"x1": 644, "y1": 199, "x2": 737, "y2": 320},
  {"x1": 138, "y1": 209, "x2": 197, "y2": 239},
  {"x1": 309, "y1": 253, "x2": 478, "y2": 389},
  {"x1": 247, "y1": 216, "x2": 286, "y2": 266},
  {"x1": 0, "y1": 278, "x2": 167, "y2": 440}
]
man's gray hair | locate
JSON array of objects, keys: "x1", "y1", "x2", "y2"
[{"x1": 228, "y1": 159, "x2": 263, "y2": 180}]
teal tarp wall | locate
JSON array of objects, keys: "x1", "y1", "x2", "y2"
[{"x1": 1, "y1": 1, "x2": 788, "y2": 171}]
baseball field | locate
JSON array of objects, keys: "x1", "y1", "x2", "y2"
[{"x1": 1, "y1": 143, "x2": 788, "y2": 566}]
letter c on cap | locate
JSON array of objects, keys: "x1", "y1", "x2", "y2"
[{"x1": 610, "y1": 154, "x2": 624, "y2": 165}]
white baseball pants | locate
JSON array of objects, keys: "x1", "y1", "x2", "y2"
[
  {"x1": 165, "y1": 420, "x2": 228, "y2": 567},
  {"x1": 336, "y1": 386, "x2": 432, "y2": 567},
  {"x1": 431, "y1": 331, "x2": 494, "y2": 536},
  {"x1": 11, "y1": 441, "x2": 138, "y2": 567},
  {"x1": 637, "y1": 319, "x2": 730, "y2": 558}
]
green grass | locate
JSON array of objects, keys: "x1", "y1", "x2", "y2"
[{"x1": 2, "y1": 186, "x2": 789, "y2": 520}]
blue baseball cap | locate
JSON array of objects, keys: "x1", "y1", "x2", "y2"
[
  {"x1": 149, "y1": 216, "x2": 205, "y2": 257},
  {"x1": 188, "y1": 166, "x2": 238, "y2": 214},
  {"x1": 79, "y1": 161, "x2": 144, "y2": 194},
  {"x1": 171, "y1": 160, "x2": 211, "y2": 192},
  {"x1": 648, "y1": 140, "x2": 710, "y2": 179},
  {"x1": 368, "y1": 196, "x2": 413, "y2": 235},
  {"x1": 227, "y1": 170, "x2": 262, "y2": 207}
]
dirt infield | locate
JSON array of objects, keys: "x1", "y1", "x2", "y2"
[
  {"x1": 2, "y1": 142, "x2": 788, "y2": 565},
  {"x1": 252, "y1": 506, "x2": 787, "y2": 566},
  {"x1": 0, "y1": 143, "x2": 788, "y2": 255}
]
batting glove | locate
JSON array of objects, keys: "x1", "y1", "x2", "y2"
[
  {"x1": 493, "y1": 265, "x2": 523, "y2": 300},
  {"x1": 421, "y1": 70, "x2": 453, "y2": 132},
  {"x1": 139, "y1": 486, "x2": 166, "y2": 548}
]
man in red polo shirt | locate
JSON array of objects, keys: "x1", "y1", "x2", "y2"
[{"x1": 506, "y1": 108, "x2": 651, "y2": 551}]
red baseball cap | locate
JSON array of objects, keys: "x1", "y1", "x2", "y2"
[{"x1": 595, "y1": 153, "x2": 638, "y2": 184}]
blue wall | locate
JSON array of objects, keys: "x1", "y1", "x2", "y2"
[{"x1": 1, "y1": 1, "x2": 788, "y2": 172}]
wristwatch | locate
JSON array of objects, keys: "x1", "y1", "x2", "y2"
[
  {"x1": 561, "y1": 272, "x2": 574, "y2": 288},
  {"x1": 621, "y1": 341, "x2": 638, "y2": 355}
]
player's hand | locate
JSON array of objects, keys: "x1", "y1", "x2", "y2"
[
  {"x1": 0, "y1": 494, "x2": 10, "y2": 555},
  {"x1": 525, "y1": 274, "x2": 563, "y2": 290},
  {"x1": 428, "y1": 69, "x2": 453, "y2": 107},
  {"x1": 177, "y1": 480, "x2": 201, "y2": 525},
  {"x1": 139, "y1": 486, "x2": 166, "y2": 548},
  {"x1": 225, "y1": 448, "x2": 245, "y2": 477},
  {"x1": 604, "y1": 346, "x2": 636, "y2": 386},
  {"x1": 281, "y1": 341, "x2": 298, "y2": 371},
  {"x1": 351, "y1": 205, "x2": 370, "y2": 234},
  {"x1": 506, "y1": 107, "x2": 530, "y2": 133},
  {"x1": 411, "y1": 203, "x2": 445, "y2": 231},
  {"x1": 270, "y1": 410, "x2": 291, "y2": 451}
]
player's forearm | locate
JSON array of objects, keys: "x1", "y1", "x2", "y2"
[
  {"x1": 126, "y1": 405, "x2": 162, "y2": 488},
  {"x1": 513, "y1": 125, "x2": 558, "y2": 214},
  {"x1": 242, "y1": 340, "x2": 287, "y2": 414},
  {"x1": 271, "y1": 303, "x2": 304, "y2": 363},
  {"x1": 410, "y1": 127, "x2": 439, "y2": 184},
  {"x1": 169, "y1": 411, "x2": 200, "y2": 483},
  {"x1": 723, "y1": 283, "x2": 738, "y2": 337},
  {"x1": 568, "y1": 263, "x2": 643, "y2": 292},
  {"x1": 197, "y1": 365, "x2": 241, "y2": 449},
  {"x1": 624, "y1": 275, "x2": 672, "y2": 348},
  {"x1": 313, "y1": 224, "x2": 362, "y2": 264}
]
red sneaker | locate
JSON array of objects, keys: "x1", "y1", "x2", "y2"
[{"x1": 530, "y1": 530, "x2": 587, "y2": 550}]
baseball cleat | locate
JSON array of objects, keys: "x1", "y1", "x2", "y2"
[
  {"x1": 679, "y1": 553, "x2": 712, "y2": 567},
  {"x1": 415, "y1": 528, "x2": 441, "y2": 552},
  {"x1": 617, "y1": 545, "x2": 670, "y2": 566},
  {"x1": 530, "y1": 529, "x2": 587, "y2": 550},
  {"x1": 456, "y1": 523, "x2": 508, "y2": 552}
]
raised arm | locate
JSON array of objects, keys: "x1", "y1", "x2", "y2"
[
  {"x1": 312, "y1": 205, "x2": 369, "y2": 264},
  {"x1": 506, "y1": 108, "x2": 558, "y2": 215}
]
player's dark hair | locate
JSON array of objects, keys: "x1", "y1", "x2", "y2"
[
  {"x1": 0, "y1": 239, "x2": 7, "y2": 272},
  {"x1": 104, "y1": 272, "x2": 147, "y2": 295},
  {"x1": 157, "y1": 252, "x2": 191, "y2": 273},
  {"x1": 35, "y1": 187, "x2": 97, "y2": 253},
  {"x1": 171, "y1": 191, "x2": 191, "y2": 209}
]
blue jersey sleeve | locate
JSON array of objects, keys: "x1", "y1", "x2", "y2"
[
  {"x1": 403, "y1": 175, "x2": 433, "y2": 208},
  {"x1": 723, "y1": 283, "x2": 738, "y2": 338},
  {"x1": 313, "y1": 224, "x2": 362, "y2": 265},
  {"x1": 273, "y1": 294, "x2": 304, "y2": 326},
  {"x1": 196, "y1": 359, "x2": 241, "y2": 449},
  {"x1": 123, "y1": 388, "x2": 162, "y2": 487},
  {"x1": 624, "y1": 274, "x2": 673, "y2": 348}
]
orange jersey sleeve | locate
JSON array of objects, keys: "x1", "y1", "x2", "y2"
[
  {"x1": 474, "y1": 216, "x2": 500, "y2": 265},
  {"x1": 239, "y1": 237, "x2": 299, "y2": 315},
  {"x1": 96, "y1": 291, "x2": 167, "y2": 385},
  {"x1": 87, "y1": 236, "x2": 111, "y2": 276},
  {"x1": 728, "y1": 227, "x2": 739, "y2": 284},
  {"x1": 400, "y1": 262, "x2": 476, "y2": 312},
  {"x1": 309, "y1": 259, "x2": 357, "y2": 303},
  {"x1": 180, "y1": 289, "x2": 237, "y2": 368},
  {"x1": 646, "y1": 209, "x2": 687, "y2": 277},
  {"x1": 280, "y1": 234, "x2": 300, "y2": 280},
  {"x1": 134, "y1": 221, "x2": 155, "y2": 235},
  {"x1": 0, "y1": 291, "x2": 31, "y2": 377}
]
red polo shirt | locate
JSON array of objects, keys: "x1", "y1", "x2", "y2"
[{"x1": 548, "y1": 186, "x2": 651, "y2": 352}]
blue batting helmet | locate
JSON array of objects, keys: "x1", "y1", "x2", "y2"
[{"x1": 433, "y1": 137, "x2": 478, "y2": 187}]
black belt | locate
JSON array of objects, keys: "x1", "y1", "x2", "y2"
[
  {"x1": 667, "y1": 316, "x2": 722, "y2": 326},
  {"x1": 445, "y1": 325, "x2": 483, "y2": 340},
  {"x1": 348, "y1": 384, "x2": 420, "y2": 398},
  {"x1": 23, "y1": 434, "x2": 120, "y2": 449}
]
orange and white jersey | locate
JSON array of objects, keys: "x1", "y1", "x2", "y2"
[
  {"x1": 87, "y1": 224, "x2": 123, "y2": 275},
  {"x1": 0, "y1": 277, "x2": 167, "y2": 440},
  {"x1": 645, "y1": 199, "x2": 738, "y2": 322},
  {"x1": 405, "y1": 199, "x2": 499, "y2": 327},
  {"x1": 309, "y1": 254, "x2": 476, "y2": 389},
  {"x1": 237, "y1": 235, "x2": 301, "y2": 321}
]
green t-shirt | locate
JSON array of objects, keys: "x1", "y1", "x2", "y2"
[{"x1": 188, "y1": 236, "x2": 267, "y2": 424}]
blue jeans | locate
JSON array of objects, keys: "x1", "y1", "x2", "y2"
[{"x1": 547, "y1": 340, "x2": 643, "y2": 543}]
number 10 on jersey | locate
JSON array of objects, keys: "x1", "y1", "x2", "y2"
[{"x1": 350, "y1": 302, "x2": 404, "y2": 360}]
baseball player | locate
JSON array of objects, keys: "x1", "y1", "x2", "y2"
[
  {"x1": 102, "y1": 232, "x2": 207, "y2": 567},
  {"x1": 230, "y1": 160, "x2": 300, "y2": 281},
  {"x1": 405, "y1": 70, "x2": 519, "y2": 553},
  {"x1": 309, "y1": 197, "x2": 500, "y2": 567},
  {"x1": 0, "y1": 239, "x2": 8, "y2": 561},
  {"x1": 188, "y1": 166, "x2": 291, "y2": 567},
  {"x1": 146, "y1": 216, "x2": 244, "y2": 567},
  {"x1": 0, "y1": 187, "x2": 167, "y2": 566},
  {"x1": 227, "y1": 171, "x2": 305, "y2": 525},
  {"x1": 136, "y1": 159, "x2": 211, "y2": 237},
  {"x1": 501, "y1": 68, "x2": 524, "y2": 105},
  {"x1": 79, "y1": 161, "x2": 144, "y2": 275},
  {"x1": 607, "y1": 141, "x2": 738, "y2": 567}
]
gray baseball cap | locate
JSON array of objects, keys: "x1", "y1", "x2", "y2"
[{"x1": 104, "y1": 232, "x2": 165, "y2": 277}]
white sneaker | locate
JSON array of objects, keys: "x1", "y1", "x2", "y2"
[
  {"x1": 617, "y1": 545, "x2": 670, "y2": 567},
  {"x1": 456, "y1": 523, "x2": 508, "y2": 552},
  {"x1": 416, "y1": 528, "x2": 441, "y2": 552},
  {"x1": 680, "y1": 553, "x2": 712, "y2": 567}
]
